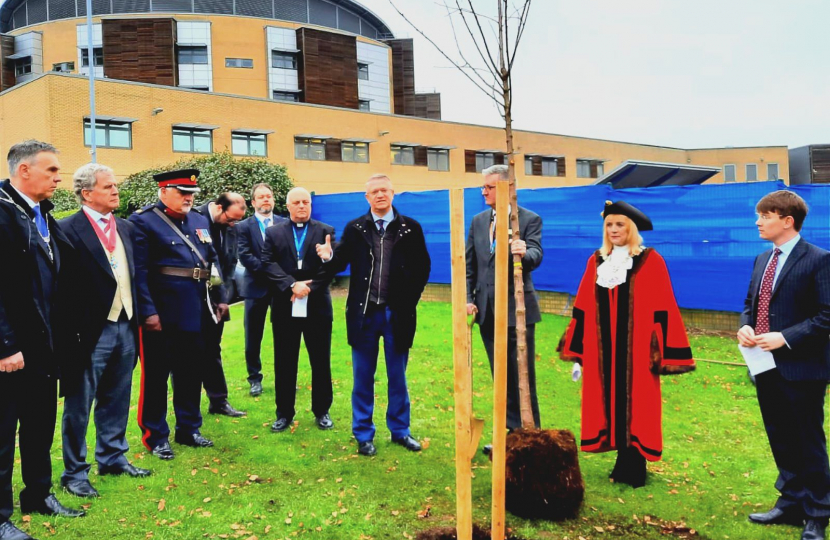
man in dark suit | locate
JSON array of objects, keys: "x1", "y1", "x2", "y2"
[
  {"x1": 129, "y1": 169, "x2": 227, "y2": 460},
  {"x1": 237, "y1": 184, "x2": 286, "y2": 396},
  {"x1": 0, "y1": 140, "x2": 84, "y2": 540},
  {"x1": 738, "y1": 190, "x2": 830, "y2": 540},
  {"x1": 59, "y1": 163, "x2": 150, "y2": 500},
  {"x1": 193, "y1": 193, "x2": 247, "y2": 418},
  {"x1": 466, "y1": 164, "x2": 543, "y2": 452},
  {"x1": 262, "y1": 187, "x2": 335, "y2": 432},
  {"x1": 316, "y1": 174, "x2": 431, "y2": 456}
]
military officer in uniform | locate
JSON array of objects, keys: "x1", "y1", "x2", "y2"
[{"x1": 129, "y1": 169, "x2": 227, "y2": 460}]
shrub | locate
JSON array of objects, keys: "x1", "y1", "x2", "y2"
[
  {"x1": 50, "y1": 187, "x2": 79, "y2": 214},
  {"x1": 115, "y1": 151, "x2": 293, "y2": 218}
]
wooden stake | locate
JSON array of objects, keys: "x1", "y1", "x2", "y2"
[
  {"x1": 491, "y1": 181, "x2": 510, "y2": 540},
  {"x1": 450, "y1": 189, "x2": 473, "y2": 540}
]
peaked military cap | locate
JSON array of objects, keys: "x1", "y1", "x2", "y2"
[
  {"x1": 154, "y1": 169, "x2": 201, "y2": 193},
  {"x1": 602, "y1": 200, "x2": 653, "y2": 231}
]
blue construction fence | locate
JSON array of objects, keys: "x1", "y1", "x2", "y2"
[{"x1": 311, "y1": 181, "x2": 830, "y2": 313}]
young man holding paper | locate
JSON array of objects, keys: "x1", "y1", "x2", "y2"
[{"x1": 738, "y1": 190, "x2": 830, "y2": 540}]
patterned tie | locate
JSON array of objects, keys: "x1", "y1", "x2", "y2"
[
  {"x1": 32, "y1": 205, "x2": 49, "y2": 240},
  {"x1": 101, "y1": 216, "x2": 111, "y2": 233},
  {"x1": 376, "y1": 219, "x2": 385, "y2": 237},
  {"x1": 755, "y1": 248, "x2": 782, "y2": 334}
]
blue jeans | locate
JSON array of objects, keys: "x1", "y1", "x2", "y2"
[{"x1": 351, "y1": 306, "x2": 411, "y2": 443}]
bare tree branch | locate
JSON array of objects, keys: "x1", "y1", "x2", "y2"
[
  {"x1": 463, "y1": 0, "x2": 503, "y2": 76},
  {"x1": 442, "y1": 0, "x2": 502, "y2": 87},
  {"x1": 509, "y1": 0, "x2": 531, "y2": 70},
  {"x1": 389, "y1": 0, "x2": 505, "y2": 107}
]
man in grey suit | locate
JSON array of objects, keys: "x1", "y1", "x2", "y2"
[
  {"x1": 59, "y1": 163, "x2": 150, "y2": 499},
  {"x1": 466, "y1": 164, "x2": 543, "y2": 449},
  {"x1": 738, "y1": 190, "x2": 830, "y2": 540},
  {"x1": 236, "y1": 184, "x2": 286, "y2": 396}
]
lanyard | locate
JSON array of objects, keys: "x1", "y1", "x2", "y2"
[
  {"x1": 257, "y1": 217, "x2": 270, "y2": 237},
  {"x1": 292, "y1": 224, "x2": 308, "y2": 260}
]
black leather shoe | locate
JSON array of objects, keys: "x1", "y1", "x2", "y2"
[
  {"x1": 392, "y1": 435, "x2": 422, "y2": 452},
  {"x1": 98, "y1": 462, "x2": 152, "y2": 478},
  {"x1": 174, "y1": 432, "x2": 214, "y2": 448},
  {"x1": 209, "y1": 401, "x2": 246, "y2": 417},
  {"x1": 358, "y1": 441, "x2": 377, "y2": 456},
  {"x1": 315, "y1": 413, "x2": 334, "y2": 430},
  {"x1": 482, "y1": 444, "x2": 493, "y2": 456},
  {"x1": 270, "y1": 418, "x2": 292, "y2": 433},
  {"x1": 0, "y1": 521, "x2": 35, "y2": 540},
  {"x1": 250, "y1": 382, "x2": 263, "y2": 397},
  {"x1": 20, "y1": 494, "x2": 84, "y2": 518},
  {"x1": 60, "y1": 479, "x2": 99, "y2": 498},
  {"x1": 804, "y1": 520, "x2": 828, "y2": 540},
  {"x1": 749, "y1": 507, "x2": 804, "y2": 526},
  {"x1": 151, "y1": 441, "x2": 175, "y2": 460}
]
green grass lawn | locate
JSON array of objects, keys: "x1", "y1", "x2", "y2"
[{"x1": 10, "y1": 299, "x2": 815, "y2": 539}]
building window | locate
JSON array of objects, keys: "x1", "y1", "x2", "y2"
[
  {"x1": 476, "y1": 153, "x2": 496, "y2": 173},
  {"x1": 525, "y1": 156, "x2": 559, "y2": 177},
  {"x1": 232, "y1": 132, "x2": 267, "y2": 156},
  {"x1": 391, "y1": 145, "x2": 415, "y2": 166},
  {"x1": 342, "y1": 142, "x2": 369, "y2": 163},
  {"x1": 271, "y1": 51, "x2": 297, "y2": 69},
  {"x1": 52, "y1": 61, "x2": 75, "y2": 73},
  {"x1": 767, "y1": 163, "x2": 779, "y2": 180},
  {"x1": 13, "y1": 57, "x2": 32, "y2": 77},
  {"x1": 273, "y1": 91, "x2": 299, "y2": 102},
  {"x1": 294, "y1": 137, "x2": 326, "y2": 161},
  {"x1": 746, "y1": 163, "x2": 758, "y2": 182},
  {"x1": 178, "y1": 45, "x2": 208, "y2": 65},
  {"x1": 225, "y1": 58, "x2": 253, "y2": 68},
  {"x1": 80, "y1": 48, "x2": 103, "y2": 67},
  {"x1": 542, "y1": 158, "x2": 559, "y2": 177},
  {"x1": 359, "y1": 100, "x2": 371, "y2": 111},
  {"x1": 723, "y1": 164, "x2": 736, "y2": 183},
  {"x1": 576, "y1": 159, "x2": 603, "y2": 178},
  {"x1": 597, "y1": 162, "x2": 605, "y2": 177},
  {"x1": 173, "y1": 127, "x2": 212, "y2": 153},
  {"x1": 84, "y1": 120, "x2": 131, "y2": 149},
  {"x1": 428, "y1": 148, "x2": 450, "y2": 171},
  {"x1": 181, "y1": 86, "x2": 209, "y2": 91},
  {"x1": 357, "y1": 62, "x2": 369, "y2": 80}
]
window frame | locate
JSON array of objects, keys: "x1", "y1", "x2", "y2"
[
  {"x1": 172, "y1": 127, "x2": 213, "y2": 154},
  {"x1": 342, "y1": 141, "x2": 370, "y2": 163},
  {"x1": 231, "y1": 132, "x2": 268, "y2": 157},
  {"x1": 746, "y1": 163, "x2": 758, "y2": 182},
  {"x1": 767, "y1": 162, "x2": 779, "y2": 181},
  {"x1": 14, "y1": 57, "x2": 32, "y2": 77},
  {"x1": 358, "y1": 100, "x2": 371, "y2": 111},
  {"x1": 84, "y1": 119, "x2": 132, "y2": 150},
  {"x1": 427, "y1": 148, "x2": 450, "y2": 172},
  {"x1": 271, "y1": 51, "x2": 297, "y2": 70},
  {"x1": 723, "y1": 164, "x2": 736, "y2": 183},
  {"x1": 391, "y1": 145, "x2": 415, "y2": 166},
  {"x1": 273, "y1": 90, "x2": 300, "y2": 102},
  {"x1": 177, "y1": 45, "x2": 209, "y2": 65},
  {"x1": 225, "y1": 57, "x2": 253, "y2": 69},
  {"x1": 357, "y1": 62, "x2": 369, "y2": 80},
  {"x1": 80, "y1": 47, "x2": 103, "y2": 68},
  {"x1": 475, "y1": 152, "x2": 495, "y2": 173},
  {"x1": 294, "y1": 137, "x2": 326, "y2": 161}
]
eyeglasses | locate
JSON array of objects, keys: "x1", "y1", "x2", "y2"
[
  {"x1": 481, "y1": 185, "x2": 497, "y2": 192},
  {"x1": 221, "y1": 211, "x2": 242, "y2": 224},
  {"x1": 756, "y1": 213, "x2": 785, "y2": 221}
]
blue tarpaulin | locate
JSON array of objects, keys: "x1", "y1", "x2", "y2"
[{"x1": 311, "y1": 181, "x2": 830, "y2": 313}]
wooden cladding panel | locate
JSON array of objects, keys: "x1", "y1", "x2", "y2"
[
  {"x1": 0, "y1": 35, "x2": 15, "y2": 92},
  {"x1": 325, "y1": 139, "x2": 342, "y2": 162},
  {"x1": 102, "y1": 18, "x2": 177, "y2": 86},
  {"x1": 297, "y1": 27, "x2": 358, "y2": 109},
  {"x1": 812, "y1": 147, "x2": 830, "y2": 184},
  {"x1": 385, "y1": 38, "x2": 415, "y2": 116},
  {"x1": 414, "y1": 146, "x2": 428, "y2": 167},
  {"x1": 412, "y1": 92, "x2": 441, "y2": 120},
  {"x1": 465, "y1": 150, "x2": 477, "y2": 173}
]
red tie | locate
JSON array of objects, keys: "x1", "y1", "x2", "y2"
[{"x1": 755, "y1": 248, "x2": 782, "y2": 334}]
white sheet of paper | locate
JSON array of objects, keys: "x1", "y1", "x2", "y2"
[
  {"x1": 739, "y1": 345, "x2": 777, "y2": 376},
  {"x1": 292, "y1": 296, "x2": 308, "y2": 318}
]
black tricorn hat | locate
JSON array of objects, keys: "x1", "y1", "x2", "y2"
[
  {"x1": 602, "y1": 200, "x2": 653, "y2": 231},
  {"x1": 153, "y1": 169, "x2": 201, "y2": 193}
]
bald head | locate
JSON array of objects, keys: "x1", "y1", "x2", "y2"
[
  {"x1": 286, "y1": 187, "x2": 312, "y2": 223},
  {"x1": 213, "y1": 192, "x2": 246, "y2": 226}
]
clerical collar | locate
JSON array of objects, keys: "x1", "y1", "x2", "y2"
[{"x1": 292, "y1": 220, "x2": 308, "y2": 228}]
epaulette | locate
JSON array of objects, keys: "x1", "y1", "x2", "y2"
[{"x1": 134, "y1": 204, "x2": 154, "y2": 215}]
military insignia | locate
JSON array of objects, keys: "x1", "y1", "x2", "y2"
[
  {"x1": 196, "y1": 229, "x2": 212, "y2": 243},
  {"x1": 191, "y1": 175, "x2": 197, "y2": 182}
]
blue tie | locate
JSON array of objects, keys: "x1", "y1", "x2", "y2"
[
  {"x1": 376, "y1": 219, "x2": 385, "y2": 237},
  {"x1": 32, "y1": 205, "x2": 49, "y2": 240}
]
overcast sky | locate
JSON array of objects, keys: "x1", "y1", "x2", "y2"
[{"x1": 363, "y1": 0, "x2": 829, "y2": 149}]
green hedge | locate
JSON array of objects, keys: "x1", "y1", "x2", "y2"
[
  {"x1": 115, "y1": 151, "x2": 293, "y2": 218},
  {"x1": 50, "y1": 187, "x2": 80, "y2": 214}
]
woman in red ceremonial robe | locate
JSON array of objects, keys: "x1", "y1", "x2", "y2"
[{"x1": 560, "y1": 200, "x2": 695, "y2": 488}]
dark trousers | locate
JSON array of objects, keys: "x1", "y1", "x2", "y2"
[
  {"x1": 479, "y1": 316, "x2": 541, "y2": 431},
  {"x1": 0, "y1": 370, "x2": 57, "y2": 523},
  {"x1": 62, "y1": 320, "x2": 136, "y2": 482},
  {"x1": 351, "y1": 305, "x2": 411, "y2": 443},
  {"x1": 137, "y1": 316, "x2": 208, "y2": 450},
  {"x1": 203, "y1": 319, "x2": 229, "y2": 405},
  {"x1": 244, "y1": 295, "x2": 271, "y2": 384},
  {"x1": 756, "y1": 368, "x2": 830, "y2": 518},
  {"x1": 271, "y1": 316, "x2": 333, "y2": 420}
]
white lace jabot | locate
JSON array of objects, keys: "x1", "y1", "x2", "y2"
[{"x1": 596, "y1": 245, "x2": 633, "y2": 289}]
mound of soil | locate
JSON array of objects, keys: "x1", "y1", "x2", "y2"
[{"x1": 504, "y1": 428, "x2": 584, "y2": 521}]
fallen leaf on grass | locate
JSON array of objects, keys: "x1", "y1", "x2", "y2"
[{"x1": 158, "y1": 499, "x2": 166, "y2": 511}]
